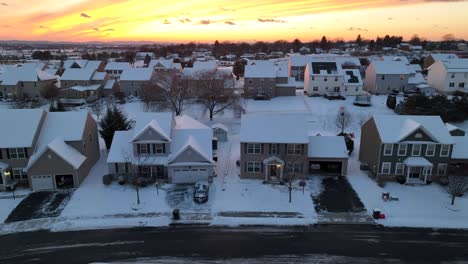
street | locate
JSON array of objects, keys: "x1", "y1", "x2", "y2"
[{"x1": 0, "y1": 225, "x2": 468, "y2": 263}]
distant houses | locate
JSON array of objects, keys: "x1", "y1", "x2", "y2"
[{"x1": 427, "y1": 59, "x2": 468, "y2": 94}]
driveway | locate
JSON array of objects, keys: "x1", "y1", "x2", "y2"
[
  {"x1": 313, "y1": 176, "x2": 365, "y2": 213},
  {"x1": 165, "y1": 184, "x2": 213, "y2": 212},
  {"x1": 4, "y1": 191, "x2": 73, "y2": 223}
]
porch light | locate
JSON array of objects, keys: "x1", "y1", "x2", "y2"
[
  {"x1": 277, "y1": 164, "x2": 282, "y2": 168},
  {"x1": 4, "y1": 170, "x2": 10, "y2": 177}
]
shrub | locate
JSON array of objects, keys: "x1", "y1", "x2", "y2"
[
  {"x1": 117, "y1": 175, "x2": 127, "y2": 185},
  {"x1": 396, "y1": 175, "x2": 406, "y2": 184},
  {"x1": 102, "y1": 174, "x2": 113, "y2": 185},
  {"x1": 439, "y1": 176, "x2": 449, "y2": 186}
]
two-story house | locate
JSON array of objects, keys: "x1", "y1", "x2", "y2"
[
  {"x1": 60, "y1": 68, "x2": 108, "y2": 101},
  {"x1": 243, "y1": 60, "x2": 296, "y2": 98},
  {"x1": 360, "y1": 115, "x2": 455, "y2": 184},
  {"x1": 107, "y1": 113, "x2": 215, "y2": 183},
  {"x1": 423, "y1": 53, "x2": 458, "y2": 70},
  {"x1": 119, "y1": 68, "x2": 156, "y2": 97},
  {"x1": 240, "y1": 114, "x2": 348, "y2": 181},
  {"x1": 427, "y1": 59, "x2": 468, "y2": 94},
  {"x1": 104, "y1": 62, "x2": 132, "y2": 80},
  {"x1": 0, "y1": 110, "x2": 100, "y2": 191}
]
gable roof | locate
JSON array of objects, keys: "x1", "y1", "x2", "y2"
[
  {"x1": 131, "y1": 119, "x2": 172, "y2": 142},
  {"x1": 60, "y1": 68, "x2": 96, "y2": 81},
  {"x1": 27, "y1": 138, "x2": 86, "y2": 170},
  {"x1": 430, "y1": 53, "x2": 458, "y2": 61},
  {"x1": 212, "y1": 123, "x2": 229, "y2": 132},
  {"x1": 120, "y1": 68, "x2": 153, "y2": 81},
  {"x1": 440, "y1": 59, "x2": 468, "y2": 72},
  {"x1": 308, "y1": 136, "x2": 348, "y2": 158},
  {"x1": 371, "y1": 61, "x2": 415, "y2": 75},
  {"x1": 372, "y1": 115, "x2": 454, "y2": 144},
  {"x1": 168, "y1": 135, "x2": 214, "y2": 164},
  {"x1": 0, "y1": 109, "x2": 45, "y2": 148},
  {"x1": 0, "y1": 63, "x2": 54, "y2": 85},
  {"x1": 104, "y1": 62, "x2": 132, "y2": 71},
  {"x1": 241, "y1": 114, "x2": 309, "y2": 143},
  {"x1": 91, "y1": 71, "x2": 106, "y2": 81},
  {"x1": 132, "y1": 112, "x2": 173, "y2": 141},
  {"x1": 244, "y1": 60, "x2": 276, "y2": 78}
]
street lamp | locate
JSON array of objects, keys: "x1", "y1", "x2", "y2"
[{"x1": 155, "y1": 181, "x2": 159, "y2": 196}]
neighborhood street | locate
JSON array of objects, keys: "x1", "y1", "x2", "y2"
[{"x1": 0, "y1": 225, "x2": 468, "y2": 263}]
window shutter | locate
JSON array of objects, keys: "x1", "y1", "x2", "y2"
[
  {"x1": 0, "y1": 149, "x2": 2, "y2": 159},
  {"x1": 163, "y1": 144, "x2": 166, "y2": 153},
  {"x1": 244, "y1": 162, "x2": 247, "y2": 172},
  {"x1": 137, "y1": 144, "x2": 141, "y2": 154},
  {"x1": 261, "y1": 144, "x2": 264, "y2": 154},
  {"x1": 152, "y1": 144, "x2": 156, "y2": 154},
  {"x1": 125, "y1": 163, "x2": 129, "y2": 173},
  {"x1": 114, "y1": 163, "x2": 119, "y2": 173},
  {"x1": 24, "y1": 148, "x2": 29, "y2": 158},
  {"x1": 260, "y1": 163, "x2": 263, "y2": 172},
  {"x1": 6, "y1": 149, "x2": 10, "y2": 159},
  {"x1": 147, "y1": 144, "x2": 150, "y2": 153},
  {"x1": 244, "y1": 143, "x2": 247, "y2": 154}
]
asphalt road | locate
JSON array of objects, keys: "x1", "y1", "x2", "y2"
[{"x1": 1, "y1": 225, "x2": 468, "y2": 263}]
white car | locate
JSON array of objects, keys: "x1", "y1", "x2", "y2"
[{"x1": 193, "y1": 181, "x2": 209, "y2": 203}]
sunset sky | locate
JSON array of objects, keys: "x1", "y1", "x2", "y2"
[{"x1": 0, "y1": 0, "x2": 466, "y2": 43}]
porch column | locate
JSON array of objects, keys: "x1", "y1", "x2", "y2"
[
  {"x1": 423, "y1": 167, "x2": 428, "y2": 184},
  {"x1": 280, "y1": 165, "x2": 283, "y2": 180},
  {"x1": 406, "y1": 166, "x2": 410, "y2": 184},
  {"x1": 265, "y1": 164, "x2": 268, "y2": 181}
]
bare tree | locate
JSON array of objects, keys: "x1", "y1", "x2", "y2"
[
  {"x1": 90, "y1": 99, "x2": 105, "y2": 121},
  {"x1": 336, "y1": 106, "x2": 352, "y2": 135},
  {"x1": 39, "y1": 82, "x2": 60, "y2": 103},
  {"x1": 283, "y1": 156, "x2": 305, "y2": 203},
  {"x1": 197, "y1": 70, "x2": 238, "y2": 120},
  {"x1": 122, "y1": 150, "x2": 151, "y2": 206},
  {"x1": 154, "y1": 73, "x2": 192, "y2": 116},
  {"x1": 446, "y1": 176, "x2": 468, "y2": 205},
  {"x1": 140, "y1": 82, "x2": 164, "y2": 112}
]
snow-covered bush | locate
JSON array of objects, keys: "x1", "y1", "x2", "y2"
[{"x1": 102, "y1": 174, "x2": 113, "y2": 185}]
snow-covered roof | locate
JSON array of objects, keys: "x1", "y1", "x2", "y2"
[
  {"x1": 0, "y1": 109, "x2": 45, "y2": 148},
  {"x1": 27, "y1": 138, "x2": 86, "y2": 170},
  {"x1": 120, "y1": 68, "x2": 153, "y2": 81},
  {"x1": 344, "y1": 69, "x2": 363, "y2": 85},
  {"x1": 440, "y1": 59, "x2": 468, "y2": 72},
  {"x1": 69, "y1": 84, "x2": 101, "y2": 92},
  {"x1": 240, "y1": 114, "x2": 309, "y2": 143},
  {"x1": 104, "y1": 79, "x2": 115, "y2": 90},
  {"x1": 104, "y1": 62, "x2": 132, "y2": 71},
  {"x1": 63, "y1": 60, "x2": 88, "y2": 69},
  {"x1": 446, "y1": 123, "x2": 462, "y2": 132},
  {"x1": 91, "y1": 72, "x2": 106, "y2": 81},
  {"x1": 132, "y1": 119, "x2": 172, "y2": 143},
  {"x1": 372, "y1": 115, "x2": 454, "y2": 144},
  {"x1": 451, "y1": 136, "x2": 468, "y2": 160},
  {"x1": 308, "y1": 136, "x2": 348, "y2": 158},
  {"x1": 212, "y1": 123, "x2": 229, "y2": 133},
  {"x1": 60, "y1": 68, "x2": 95, "y2": 81},
  {"x1": 289, "y1": 54, "x2": 360, "y2": 67},
  {"x1": 380, "y1": 56, "x2": 410, "y2": 64},
  {"x1": 404, "y1": 157, "x2": 432, "y2": 167},
  {"x1": 149, "y1": 59, "x2": 182, "y2": 70},
  {"x1": 0, "y1": 63, "x2": 53, "y2": 85},
  {"x1": 430, "y1": 53, "x2": 458, "y2": 61},
  {"x1": 132, "y1": 112, "x2": 173, "y2": 141},
  {"x1": 371, "y1": 61, "x2": 415, "y2": 75},
  {"x1": 408, "y1": 73, "x2": 426, "y2": 84},
  {"x1": 244, "y1": 60, "x2": 276, "y2": 78}
]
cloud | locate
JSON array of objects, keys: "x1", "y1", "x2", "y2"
[
  {"x1": 80, "y1": 13, "x2": 91, "y2": 18},
  {"x1": 104, "y1": 28, "x2": 115, "y2": 31},
  {"x1": 199, "y1": 20, "x2": 211, "y2": 25},
  {"x1": 1, "y1": 2, "x2": 7, "y2": 6},
  {"x1": 92, "y1": 27, "x2": 100, "y2": 31},
  {"x1": 346, "y1": 27, "x2": 368, "y2": 32},
  {"x1": 224, "y1": 21, "x2": 236, "y2": 25},
  {"x1": 220, "y1": 7, "x2": 235, "y2": 12},
  {"x1": 39, "y1": 25, "x2": 48, "y2": 29},
  {"x1": 258, "y1": 18, "x2": 286, "y2": 23},
  {"x1": 387, "y1": 17, "x2": 393, "y2": 20},
  {"x1": 163, "y1": 19, "x2": 171, "y2": 24}
]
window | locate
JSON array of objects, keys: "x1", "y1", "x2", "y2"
[
  {"x1": 440, "y1": 144, "x2": 450, "y2": 157},
  {"x1": 459, "y1": 83, "x2": 465, "y2": 88},
  {"x1": 381, "y1": 162, "x2": 391, "y2": 174},
  {"x1": 451, "y1": 73, "x2": 455, "y2": 78},
  {"x1": 311, "y1": 76, "x2": 315, "y2": 81},
  {"x1": 154, "y1": 144, "x2": 165, "y2": 154},
  {"x1": 247, "y1": 143, "x2": 261, "y2": 154},
  {"x1": 89, "y1": 134, "x2": 92, "y2": 143},
  {"x1": 287, "y1": 144, "x2": 303, "y2": 155},
  {"x1": 383, "y1": 144, "x2": 393, "y2": 156},
  {"x1": 426, "y1": 144, "x2": 435, "y2": 156},
  {"x1": 313, "y1": 87, "x2": 319, "y2": 92},
  {"x1": 381, "y1": 75, "x2": 385, "y2": 80},
  {"x1": 324, "y1": 78, "x2": 328, "y2": 82},
  {"x1": 270, "y1": 144, "x2": 278, "y2": 154},
  {"x1": 247, "y1": 161, "x2": 261, "y2": 173},
  {"x1": 395, "y1": 163, "x2": 405, "y2": 175},
  {"x1": 139, "y1": 144, "x2": 148, "y2": 154},
  {"x1": 449, "y1": 83, "x2": 455, "y2": 88},
  {"x1": 334, "y1": 77, "x2": 338, "y2": 82},
  {"x1": 426, "y1": 166, "x2": 433, "y2": 176},
  {"x1": 412, "y1": 144, "x2": 421, "y2": 156},
  {"x1": 9, "y1": 148, "x2": 26, "y2": 159},
  {"x1": 116, "y1": 163, "x2": 128, "y2": 174},
  {"x1": 287, "y1": 163, "x2": 303, "y2": 173},
  {"x1": 397, "y1": 144, "x2": 407, "y2": 156},
  {"x1": 13, "y1": 168, "x2": 27, "y2": 180},
  {"x1": 437, "y1": 163, "x2": 447, "y2": 175}
]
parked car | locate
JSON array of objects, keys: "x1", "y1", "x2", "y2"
[{"x1": 193, "y1": 181, "x2": 209, "y2": 203}]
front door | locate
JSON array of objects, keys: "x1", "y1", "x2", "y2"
[
  {"x1": 269, "y1": 165, "x2": 278, "y2": 177},
  {"x1": 156, "y1": 165, "x2": 164, "y2": 178},
  {"x1": 409, "y1": 167, "x2": 420, "y2": 178}
]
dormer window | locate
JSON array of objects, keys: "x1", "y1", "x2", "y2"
[{"x1": 139, "y1": 144, "x2": 149, "y2": 154}]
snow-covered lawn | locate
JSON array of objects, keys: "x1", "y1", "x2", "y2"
[{"x1": 0, "y1": 197, "x2": 25, "y2": 223}]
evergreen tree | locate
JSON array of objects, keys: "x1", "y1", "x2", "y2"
[
  {"x1": 356, "y1": 34, "x2": 362, "y2": 47},
  {"x1": 99, "y1": 105, "x2": 132, "y2": 149},
  {"x1": 320, "y1": 36, "x2": 328, "y2": 50}
]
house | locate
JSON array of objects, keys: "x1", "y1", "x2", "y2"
[
  {"x1": 107, "y1": 113, "x2": 215, "y2": 183},
  {"x1": 103, "y1": 79, "x2": 120, "y2": 97},
  {"x1": 423, "y1": 53, "x2": 458, "y2": 70},
  {"x1": 135, "y1": 52, "x2": 156, "y2": 61},
  {"x1": 212, "y1": 123, "x2": 228, "y2": 142},
  {"x1": 0, "y1": 110, "x2": 99, "y2": 191},
  {"x1": 60, "y1": 68, "x2": 108, "y2": 101},
  {"x1": 427, "y1": 59, "x2": 468, "y2": 94},
  {"x1": 364, "y1": 61, "x2": 426, "y2": 94},
  {"x1": 359, "y1": 115, "x2": 455, "y2": 184},
  {"x1": 0, "y1": 63, "x2": 58, "y2": 99},
  {"x1": 243, "y1": 60, "x2": 296, "y2": 98},
  {"x1": 119, "y1": 68, "x2": 156, "y2": 96},
  {"x1": 446, "y1": 123, "x2": 466, "y2": 137},
  {"x1": 182, "y1": 61, "x2": 234, "y2": 95},
  {"x1": 104, "y1": 62, "x2": 132, "y2": 80},
  {"x1": 149, "y1": 59, "x2": 182, "y2": 72},
  {"x1": 63, "y1": 60, "x2": 105, "y2": 71},
  {"x1": 240, "y1": 114, "x2": 348, "y2": 181},
  {"x1": 304, "y1": 61, "x2": 364, "y2": 96}
]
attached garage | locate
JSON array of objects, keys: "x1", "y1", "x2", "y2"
[
  {"x1": 170, "y1": 168, "x2": 209, "y2": 184},
  {"x1": 31, "y1": 175, "x2": 54, "y2": 191},
  {"x1": 309, "y1": 159, "x2": 346, "y2": 176},
  {"x1": 55, "y1": 174, "x2": 75, "y2": 189},
  {"x1": 308, "y1": 136, "x2": 349, "y2": 176}
]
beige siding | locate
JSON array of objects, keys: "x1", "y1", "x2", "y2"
[{"x1": 359, "y1": 117, "x2": 382, "y2": 173}]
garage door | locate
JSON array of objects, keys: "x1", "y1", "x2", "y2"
[
  {"x1": 171, "y1": 168, "x2": 209, "y2": 184},
  {"x1": 31, "y1": 175, "x2": 54, "y2": 191}
]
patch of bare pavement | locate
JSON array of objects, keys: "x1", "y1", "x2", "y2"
[{"x1": 1, "y1": 226, "x2": 468, "y2": 263}]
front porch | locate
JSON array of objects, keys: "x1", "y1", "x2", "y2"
[
  {"x1": 263, "y1": 156, "x2": 284, "y2": 182},
  {"x1": 403, "y1": 157, "x2": 433, "y2": 184}
]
